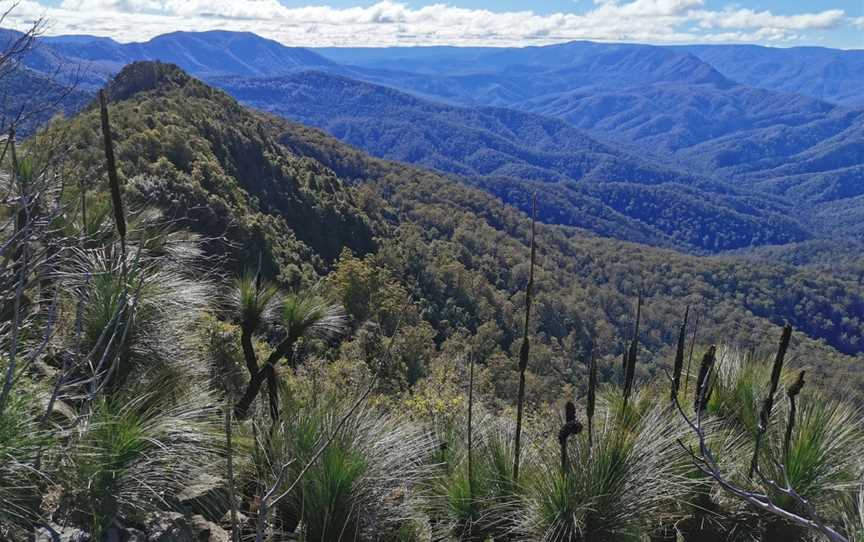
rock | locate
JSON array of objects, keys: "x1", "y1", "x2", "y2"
[
  {"x1": 218, "y1": 510, "x2": 248, "y2": 531},
  {"x1": 33, "y1": 522, "x2": 90, "y2": 542},
  {"x1": 175, "y1": 474, "x2": 229, "y2": 521},
  {"x1": 190, "y1": 515, "x2": 230, "y2": 542},
  {"x1": 122, "y1": 528, "x2": 147, "y2": 542},
  {"x1": 145, "y1": 512, "x2": 194, "y2": 542},
  {"x1": 105, "y1": 525, "x2": 147, "y2": 542}
]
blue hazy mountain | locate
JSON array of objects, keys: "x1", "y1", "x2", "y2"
[
  {"x1": 678, "y1": 45, "x2": 864, "y2": 107},
  {"x1": 34, "y1": 30, "x2": 335, "y2": 83},
  {"x1": 310, "y1": 40, "x2": 864, "y2": 219},
  {"x1": 213, "y1": 70, "x2": 809, "y2": 252},
  {"x1": 11, "y1": 29, "x2": 864, "y2": 243},
  {"x1": 316, "y1": 41, "x2": 864, "y2": 106}
]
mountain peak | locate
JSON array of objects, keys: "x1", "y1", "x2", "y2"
[{"x1": 104, "y1": 61, "x2": 193, "y2": 102}]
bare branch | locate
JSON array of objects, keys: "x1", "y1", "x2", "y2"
[{"x1": 670, "y1": 351, "x2": 848, "y2": 542}]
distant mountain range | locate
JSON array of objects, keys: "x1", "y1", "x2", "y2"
[
  {"x1": 677, "y1": 45, "x2": 864, "y2": 108},
  {"x1": 6, "y1": 28, "x2": 864, "y2": 251},
  {"x1": 213, "y1": 71, "x2": 808, "y2": 252},
  {"x1": 317, "y1": 42, "x2": 864, "y2": 107},
  {"x1": 28, "y1": 30, "x2": 334, "y2": 84}
]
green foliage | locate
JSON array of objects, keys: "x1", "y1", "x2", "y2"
[
  {"x1": 0, "y1": 384, "x2": 52, "y2": 539},
  {"x1": 280, "y1": 293, "x2": 347, "y2": 346},
  {"x1": 60, "y1": 380, "x2": 222, "y2": 537},
  {"x1": 5, "y1": 61, "x2": 864, "y2": 542},
  {"x1": 764, "y1": 394, "x2": 863, "y2": 512},
  {"x1": 523, "y1": 404, "x2": 696, "y2": 541},
  {"x1": 232, "y1": 272, "x2": 280, "y2": 334},
  {"x1": 65, "y1": 229, "x2": 214, "y2": 391},
  {"x1": 49, "y1": 62, "x2": 377, "y2": 286},
  {"x1": 215, "y1": 71, "x2": 812, "y2": 253},
  {"x1": 430, "y1": 416, "x2": 522, "y2": 541},
  {"x1": 252, "y1": 390, "x2": 434, "y2": 541}
]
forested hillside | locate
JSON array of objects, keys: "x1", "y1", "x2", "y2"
[
  {"x1": 213, "y1": 71, "x2": 810, "y2": 253},
  {"x1": 44, "y1": 62, "x2": 864, "y2": 390},
  {"x1": 312, "y1": 40, "x2": 864, "y2": 225},
  {"x1": 4, "y1": 55, "x2": 864, "y2": 542},
  {"x1": 679, "y1": 44, "x2": 864, "y2": 106},
  {"x1": 12, "y1": 30, "x2": 864, "y2": 249}
]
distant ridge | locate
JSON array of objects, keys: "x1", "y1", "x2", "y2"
[
  {"x1": 32, "y1": 30, "x2": 335, "y2": 83},
  {"x1": 679, "y1": 44, "x2": 864, "y2": 107},
  {"x1": 213, "y1": 70, "x2": 810, "y2": 253},
  {"x1": 8, "y1": 29, "x2": 864, "y2": 242}
]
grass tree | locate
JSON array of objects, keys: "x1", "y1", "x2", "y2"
[
  {"x1": 60, "y1": 378, "x2": 223, "y2": 538},
  {"x1": 249, "y1": 389, "x2": 433, "y2": 541},
  {"x1": 0, "y1": 385, "x2": 53, "y2": 539},
  {"x1": 513, "y1": 195, "x2": 537, "y2": 484},
  {"x1": 431, "y1": 415, "x2": 523, "y2": 541},
  {"x1": 671, "y1": 326, "x2": 859, "y2": 542},
  {"x1": 228, "y1": 272, "x2": 280, "y2": 414},
  {"x1": 523, "y1": 403, "x2": 696, "y2": 541},
  {"x1": 234, "y1": 293, "x2": 347, "y2": 419}
]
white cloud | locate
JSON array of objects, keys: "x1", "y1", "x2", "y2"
[
  {"x1": 6, "y1": 0, "x2": 859, "y2": 46},
  {"x1": 694, "y1": 8, "x2": 845, "y2": 31}
]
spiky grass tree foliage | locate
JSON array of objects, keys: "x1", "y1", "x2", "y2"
[
  {"x1": 602, "y1": 381, "x2": 660, "y2": 429},
  {"x1": 523, "y1": 403, "x2": 696, "y2": 542},
  {"x1": 696, "y1": 346, "x2": 864, "y2": 540},
  {"x1": 758, "y1": 393, "x2": 864, "y2": 539},
  {"x1": 0, "y1": 385, "x2": 53, "y2": 539},
  {"x1": 250, "y1": 392, "x2": 434, "y2": 541},
  {"x1": 58, "y1": 230, "x2": 213, "y2": 393},
  {"x1": 59, "y1": 377, "x2": 223, "y2": 539},
  {"x1": 229, "y1": 272, "x2": 279, "y2": 374},
  {"x1": 842, "y1": 485, "x2": 864, "y2": 541},
  {"x1": 430, "y1": 415, "x2": 523, "y2": 541},
  {"x1": 235, "y1": 292, "x2": 347, "y2": 419},
  {"x1": 706, "y1": 346, "x2": 770, "y2": 434}
]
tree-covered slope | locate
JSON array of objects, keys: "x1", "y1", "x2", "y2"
[
  {"x1": 680, "y1": 44, "x2": 864, "y2": 107},
  {"x1": 0, "y1": 65, "x2": 90, "y2": 136},
  {"x1": 15, "y1": 31, "x2": 864, "y2": 248},
  {"x1": 270, "y1": 116, "x2": 864, "y2": 356},
  {"x1": 42, "y1": 63, "x2": 864, "y2": 400},
  {"x1": 312, "y1": 40, "x2": 864, "y2": 217},
  {"x1": 54, "y1": 61, "x2": 376, "y2": 283},
  {"x1": 212, "y1": 70, "x2": 809, "y2": 253}
]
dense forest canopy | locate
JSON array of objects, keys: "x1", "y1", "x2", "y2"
[{"x1": 36, "y1": 62, "x2": 864, "y2": 399}]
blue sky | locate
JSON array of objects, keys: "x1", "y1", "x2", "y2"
[{"x1": 19, "y1": 0, "x2": 864, "y2": 48}]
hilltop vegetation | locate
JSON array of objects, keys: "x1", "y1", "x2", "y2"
[{"x1": 63, "y1": 62, "x2": 376, "y2": 282}]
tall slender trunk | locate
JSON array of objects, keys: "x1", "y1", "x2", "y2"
[
  {"x1": 98, "y1": 90, "x2": 127, "y2": 283},
  {"x1": 235, "y1": 335, "x2": 296, "y2": 419},
  {"x1": 265, "y1": 364, "x2": 279, "y2": 421},
  {"x1": 235, "y1": 365, "x2": 268, "y2": 419},
  {"x1": 241, "y1": 328, "x2": 259, "y2": 375},
  {"x1": 467, "y1": 350, "x2": 475, "y2": 498},
  {"x1": 671, "y1": 306, "x2": 690, "y2": 403},
  {"x1": 512, "y1": 195, "x2": 537, "y2": 484}
]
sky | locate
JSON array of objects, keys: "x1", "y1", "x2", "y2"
[{"x1": 11, "y1": 0, "x2": 864, "y2": 49}]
